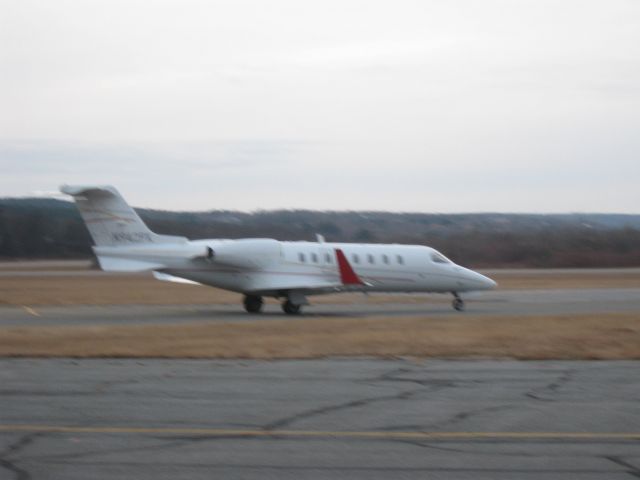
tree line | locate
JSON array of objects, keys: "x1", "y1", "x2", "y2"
[{"x1": 1, "y1": 198, "x2": 640, "y2": 268}]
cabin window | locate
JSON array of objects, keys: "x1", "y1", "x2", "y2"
[
  {"x1": 396, "y1": 255, "x2": 404, "y2": 265},
  {"x1": 311, "y1": 253, "x2": 318, "y2": 263},
  {"x1": 431, "y1": 252, "x2": 450, "y2": 264},
  {"x1": 325, "y1": 253, "x2": 332, "y2": 263},
  {"x1": 352, "y1": 254, "x2": 360, "y2": 264},
  {"x1": 382, "y1": 254, "x2": 389, "y2": 264},
  {"x1": 298, "y1": 253, "x2": 306, "y2": 263},
  {"x1": 367, "y1": 254, "x2": 375, "y2": 264}
]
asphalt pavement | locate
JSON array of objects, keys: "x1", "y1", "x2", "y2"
[
  {"x1": 1, "y1": 287, "x2": 640, "y2": 327},
  {"x1": 1, "y1": 359, "x2": 639, "y2": 479}
]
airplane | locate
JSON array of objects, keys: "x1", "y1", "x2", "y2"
[{"x1": 61, "y1": 185, "x2": 497, "y2": 314}]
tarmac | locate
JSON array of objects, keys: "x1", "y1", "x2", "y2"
[
  {"x1": 1, "y1": 358, "x2": 640, "y2": 479},
  {"x1": 2, "y1": 265, "x2": 640, "y2": 478},
  {"x1": 2, "y1": 287, "x2": 640, "y2": 327}
]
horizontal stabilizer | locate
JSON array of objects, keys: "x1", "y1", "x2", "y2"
[
  {"x1": 94, "y1": 244, "x2": 209, "y2": 260},
  {"x1": 96, "y1": 256, "x2": 165, "y2": 272}
]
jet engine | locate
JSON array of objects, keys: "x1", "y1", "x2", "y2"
[{"x1": 205, "y1": 238, "x2": 281, "y2": 269}]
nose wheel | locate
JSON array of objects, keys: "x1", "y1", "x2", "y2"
[{"x1": 452, "y1": 293, "x2": 465, "y2": 312}]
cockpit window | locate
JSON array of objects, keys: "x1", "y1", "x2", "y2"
[{"x1": 431, "y1": 252, "x2": 450, "y2": 264}]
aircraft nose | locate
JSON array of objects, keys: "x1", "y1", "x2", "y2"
[
  {"x1": 479, "y1": 273, "x2": 498, "y2": 290},
  {"x1": 458, "y1": 268, "x2": 498, "y2": 291}
]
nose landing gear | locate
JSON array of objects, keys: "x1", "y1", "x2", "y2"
[{"x1": 452, "y1": 292, "x2": 465, "y2": 312}]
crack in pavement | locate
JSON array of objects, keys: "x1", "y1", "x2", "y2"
[
  {"x1": 377, "y1": 403, "x2": 515, "y2": 435},
  {"x1": 374, "y1": 367, "x2": 459, "y2": 387},
  {"x1": 392, "y1": 439, "x2": 471, "y2": 454},
  {"x1": 375, "y1": 367, "x2": 413, "y2": 382},
  {"x1": 264, "y1": 365, "x2": 501, "y2": 432},
  {"x1": 525, "y1": 369, "x2": 575, "y2": 402},
  {"x1": 358, "y1": 366, "x2": 465, "y2": 393},
  {"x1": 263, "y1": 388, "x2": 420, "y2": 431},
  {"x1": 94, "y1": 377, "x2": 140, "y2": 394},
  {"x1": 604, "y1": 456, "x2": 640, "y2": 479},
  {"x1": 371, "y1": 376, "x2": 459, "y2": 390},
  {"x1": 0, "y1": 433, "x2": 41, "y2": 480},
  {"x1": 420, "y1": 404, "x2": 516, "y2": 432}
]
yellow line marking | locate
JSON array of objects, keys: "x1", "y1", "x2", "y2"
[
  {"x1": 0, "y1": 425, "x2": 638, "y2": 440},
  {"x1": 22, "y1": 306, "x2": 40, "y2": 317}
]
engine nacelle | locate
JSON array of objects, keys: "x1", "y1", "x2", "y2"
[{"x1": 206, "y1": 238, "x2": 281, "y2": 269}]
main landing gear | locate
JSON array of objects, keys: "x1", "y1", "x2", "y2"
[
  {"x1": 282, "y1": 299, "x2": 302, "y2": 315},
  {"x1": 242, "y1": 295, "x2": 303, "y2": 315},
  {"x1": 452, "y1": 292, "x2": 465, "y2": 312},
  {"x1": 243, "y1": 295, "x2": 263, "y2": 314}
]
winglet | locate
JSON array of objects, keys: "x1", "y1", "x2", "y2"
[{"x1": 335, "y1": 248, "x2": 364, "y2": 285}]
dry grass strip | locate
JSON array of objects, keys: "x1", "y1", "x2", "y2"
[
  {"x1": 0, "y1": 313, "x2": 638, "y2": 359},
  {"x1": 2, "y1": 270, "x2": 640, "y2": 306},
  {"x1": 0, "y1": 276, "x2": 237, "y2": 306}
]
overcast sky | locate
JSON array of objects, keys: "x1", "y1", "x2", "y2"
[{"x1": 1, "y1": 0, "x2": 639, "y2": 212}]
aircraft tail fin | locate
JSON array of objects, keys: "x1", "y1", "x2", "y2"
[{"x1": 60, "y1": 185, "x2": 187, "y2": 247}]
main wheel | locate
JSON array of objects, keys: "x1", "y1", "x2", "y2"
[
  {"x1": 452, "y1": 297, "x2": 465, "y2": 312},
  {"x1": 243, "y1": 295, "x2": 264, "y2": 313},
  {"x1": 282, "y1": 300, "x2": 301, "y2": 315}
]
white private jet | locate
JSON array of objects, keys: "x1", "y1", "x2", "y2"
[{"x1": 61, "y1": 185, "x2": 496, "y2": 314}]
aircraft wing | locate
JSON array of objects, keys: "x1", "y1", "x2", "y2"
[
  {"x1": 242, "y1": 272, "x2": 338, "y2": 294},
  {"x1": 152, "y1": 271, "x2": 204, "y2": 285},
  {"x1": 247, "y1": 248, "x2": 370, "y2": 295}
]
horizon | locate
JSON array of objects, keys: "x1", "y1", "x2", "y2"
[{"x1": 3, "y1": 194, "x2": 640, "y2": 217}]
